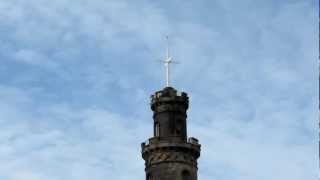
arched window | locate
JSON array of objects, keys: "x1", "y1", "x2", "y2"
[
  {"x1": 176, "y1": 129, "x2": 181, "y2": 135},
  {"x1": 155, "y1": 122, "x2": 160, "y2": 137},
  {"x1": 175, "y1": 119, "x2": 183, "y2": 136},
  {"x1": 182, "y1": 170, "x2": 191, "y2": 180}
]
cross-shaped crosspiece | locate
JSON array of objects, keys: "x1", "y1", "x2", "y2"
[{"x1": 161, "y1": 36, "x2": 179, "y2": 87}]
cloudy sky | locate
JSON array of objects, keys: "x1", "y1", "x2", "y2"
[{"x1": 0, "y1": 0, "x2": 317, "y2": 180}]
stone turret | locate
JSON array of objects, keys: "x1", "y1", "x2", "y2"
[{"x1": 141, "y1": 87, "x2": 201, "y2": 180}]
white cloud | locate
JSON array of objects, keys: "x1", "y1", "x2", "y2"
[
  {"x1": 0, "y1": 85, "x2": 148, "y2": 180},
  {"x1": 0, "y1": 0, "x2": 316, "y2": 180}
]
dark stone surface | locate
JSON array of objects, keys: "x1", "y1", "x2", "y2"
[{"x1": 142, "y1": 87, "x2": 201, "y2": 180}]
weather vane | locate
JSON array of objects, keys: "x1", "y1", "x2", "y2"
[{"x1": 161, "y1": 36, "x2": 179, "y2": 87}]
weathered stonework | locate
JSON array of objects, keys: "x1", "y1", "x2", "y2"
[{"x1": 141, "y1": 87, "x2": 201, "y2": 180}]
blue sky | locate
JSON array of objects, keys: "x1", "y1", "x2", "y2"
[{"x1": 0, "y1": 0, "x2": 317, "y2": 180}]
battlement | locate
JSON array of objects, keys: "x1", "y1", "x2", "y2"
[
  {"x1": 141, "y1": 139, "x2": 201, "y2": 161},
  {"x1": 151, "y1": 87, "x2": 188, "y2": 99},
  {"x1": 150, "y1": 87, "x2": 189, "y2": 111},
  {"x1": 188, "y1": 137, "x2": 199, "y2": 145},
  {"x1": 142, "y1": 137, "x2": 200, "y2": 147}
]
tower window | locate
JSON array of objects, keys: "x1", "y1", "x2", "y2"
[
  {"x1": 182, "y1": 170, "x2": 191, "y2": 180},
  {"x1": 155, "y1": 122, "x2": 160, "y2": 137},
  {"x1": 176, "y1": 119, "x2": 182, "y2": 136}
]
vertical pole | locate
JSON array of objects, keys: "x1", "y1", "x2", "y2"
[
  {"x1": 166, "y1": 36, "x2": 170, "y2": 87},
  {"x1": 166, "y1": 62, "x2": 170, "y2": 87},
  {"x1": 166, "y1": 36, "x2": 169, "y2": 60}
]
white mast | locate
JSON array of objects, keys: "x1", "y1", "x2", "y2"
[{"x1": 162, "y1": 36, "x2": 178, "y2": 87}]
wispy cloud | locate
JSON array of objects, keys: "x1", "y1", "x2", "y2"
[{"x1": 0, "y1": 0, "x2": 316, "y2": 180}]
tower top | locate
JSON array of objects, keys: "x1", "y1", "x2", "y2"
[
  {"x1": 150, "y1": 86, "x2": 189, "y2": 111},
  {"x1": 160, "y1": 36, "x2": 179, "y2": 87}
]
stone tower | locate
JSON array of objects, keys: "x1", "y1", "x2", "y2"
[{"x1": 141, "y1": 86, "x2": 201, "y2": 180}]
